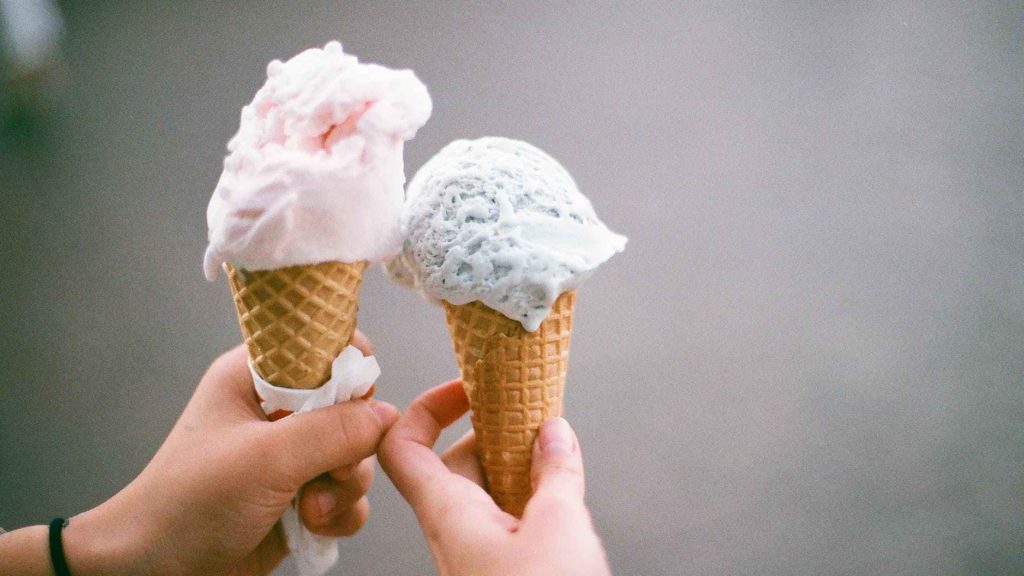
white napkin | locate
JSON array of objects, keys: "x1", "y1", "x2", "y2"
[{"x1": 249, "y1": 345, "x2": 381, "y2": 576}]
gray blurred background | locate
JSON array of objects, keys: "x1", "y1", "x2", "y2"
[{"x1": 1, "y1": 1, "x2": 1022, "y2": 574}]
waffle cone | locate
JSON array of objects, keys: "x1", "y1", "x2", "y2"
[
  {"x1": 226, "y1": 260, "x2": 368, "y2": 389},
  {"x1": 444, "y1": 291, "x2": 576, "y2": 516}
]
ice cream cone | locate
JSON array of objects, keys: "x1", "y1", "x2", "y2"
[
  {"x1": 444, "y1": 290, "x2": 576, "y2": 516},
  {"x1": 227, "y1": 260, "x2": 368, "y2": 389}
]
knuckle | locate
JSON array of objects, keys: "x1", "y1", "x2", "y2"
[
  {"x1": 210, "y1": 346, "x2": 246, "y2": 375},
  {"x1": 354, "y1": 460, "x2": 375, "y2": 493},
  {"x1": 337, "y1": 499, "x2": 370, "y2": 536},
  {"x1": 329, "y1": 464, "x2": 355, "y2": 482},
  {"x1": 337, "y1": 463, "x2": 375, "y2": 504},
  {"x1": 336, "y1": 403, "x2": 381, "y2": 454},
  {"x1": 354, "y1": 331, "x2": 374, "y2": 355},
  {"x1": 333, "y1": 408, "x2": 361, "y2": 451}
]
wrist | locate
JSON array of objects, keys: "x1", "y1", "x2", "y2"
[{"x1": 61, "y1": 495, "x2": 153, "y2": 576}]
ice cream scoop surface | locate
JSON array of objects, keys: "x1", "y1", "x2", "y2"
[
  {"x1": 204, "y1": 41, "x2": 431, "y2": 280},
  {"x1": 387, "y1": 137, "x2": 626, "y2": 331}
]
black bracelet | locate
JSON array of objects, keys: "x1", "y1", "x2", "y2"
[{"x1": 48, "y1": 518, "x2": 72, "y2": 576}]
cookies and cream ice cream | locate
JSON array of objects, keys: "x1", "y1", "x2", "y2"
[
  {"x1": 387, "y1": 137, "x2": 626, "y2": 330},
  {"x1": 204, "y1": 41, "x2": 431, "y2": 280}
]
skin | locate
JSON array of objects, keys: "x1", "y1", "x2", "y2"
[
  {"x1": 0, "y1": 331, "x2": 398, "y2": 576},
  {"x1": 0, "y1": 336, "x2": 613, "y2": 575},
  {"x1": 379, "y1": 380, "x2": 612, "y2": 576}
]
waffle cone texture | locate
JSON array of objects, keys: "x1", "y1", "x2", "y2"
[
  {"x1": 444, "y1": 291, "x2": 576, "y2": 516},
  {"x1": 227, "y1": 260, "x2": 368, "y2": 389}
]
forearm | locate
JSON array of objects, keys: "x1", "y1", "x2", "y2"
[{"x1": 0, "y1": 525, "x2": 52, "y2": 576}]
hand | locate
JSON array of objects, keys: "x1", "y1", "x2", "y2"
[
  {"x1": 379, "y1": 381, "x2": 611, "y2": 576},
  {"x1": 61, "y1": 331, "x2": 398, "y2": 576}
]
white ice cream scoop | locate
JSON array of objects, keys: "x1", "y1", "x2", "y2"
[{"x1": 387, "y1": 137, "x2": 627, "y2": 331}]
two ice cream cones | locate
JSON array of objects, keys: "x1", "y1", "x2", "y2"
[{"x1": 204, "y1": 44, "x2": 625, "y2": 525}]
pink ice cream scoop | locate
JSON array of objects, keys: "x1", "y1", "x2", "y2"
[{"x1": 204, "y1": 41, "x2": 432, "y2": 280}]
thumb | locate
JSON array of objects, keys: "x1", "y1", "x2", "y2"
[
  {"x1": 266, "y1": 399, "x2": 399, "y2": 486},
  {"x1": 524, "y1": 417, "x2": 587, "y2": 522}
]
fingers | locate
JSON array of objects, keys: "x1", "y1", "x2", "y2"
[
  {"x1": 350, "y1": 330, "x2": 373, "y2": 357},
  {"x1": 378, "y1": 380, "x2": 469, "y2": 508},
  {"x1": 351, "y1": 331, "x2": 376, "y2": 398},
  {"x1": 204, "y1": 345, "x2": 250, "y2": 388},
  {"x1": 441, "y1": 430, "x2": 485, "y2": 487},
  {"x1": 305, "y1": 496, "x2": 370, "y2": 538},
  {"x1": 196, "y1": 345, "x2": 254, "y2": 399},
  {"x1": 328, "y1": 463, "x2": 357, "y2": 482},
  {"x1": 523, "y1": 418, "x2": 589, "y2": 527},
  {"x1": 266, "y1": 399, "x2": 398, "y2": 487},
  {"x1": 301, "y1": 459, "x2": 375, "y2": 535}
]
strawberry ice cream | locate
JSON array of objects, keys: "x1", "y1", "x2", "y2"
[{"x1": 204, "y1": 41, "x2": 431, "y2": 280}]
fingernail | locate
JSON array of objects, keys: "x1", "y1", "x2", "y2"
[
  {"x1": 316, "y1": 489, "x2": 337, "y2": 516},
  {"x1": 539, "y1": 417, "x2": 573, "y2": 456},
  {"x1": 371, "y1": 401, "x2": 398, "y2": 426}
]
